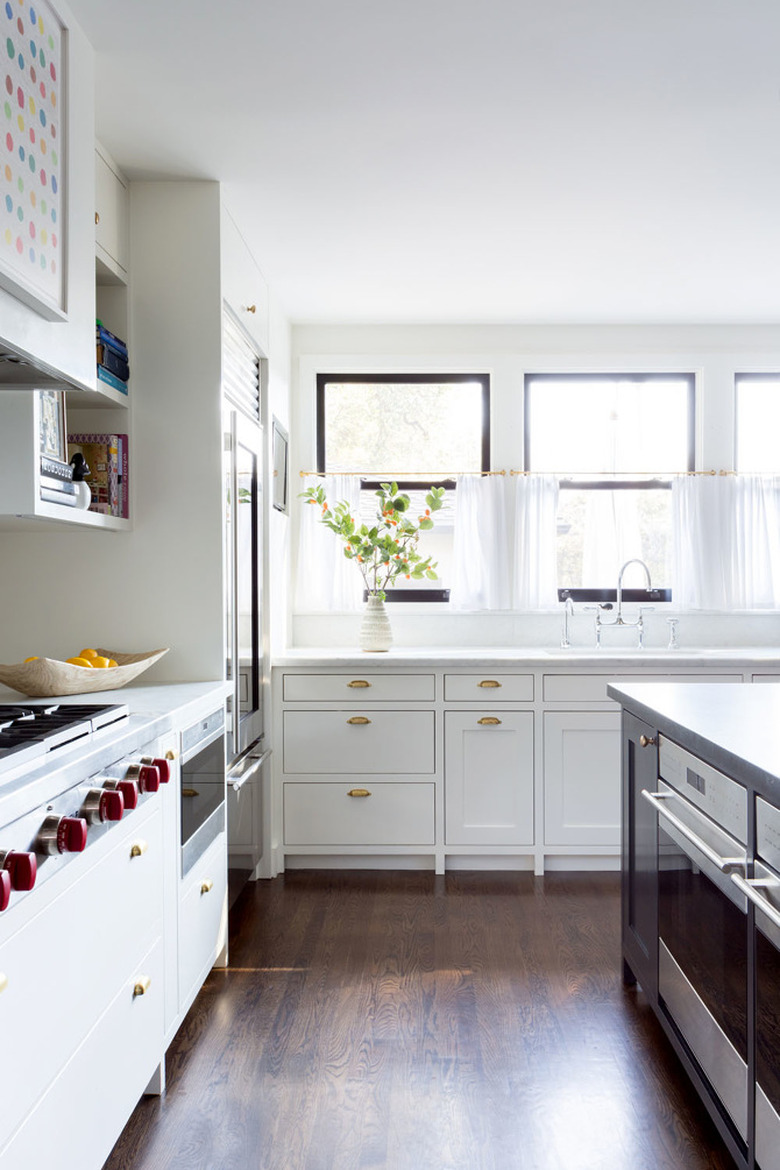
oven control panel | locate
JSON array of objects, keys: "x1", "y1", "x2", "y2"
[{"x1": 659, "y1": 735, "x2": 748, "y2": 844}]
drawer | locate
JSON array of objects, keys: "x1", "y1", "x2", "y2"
[
  {"x1": 444, "y1": 673, "x2": 534, "y2": 702},
  {"x1": 283, "y1": 673, "x2": 435, "y2": 702},
  {"x1": 543, "y1": 673, "x2": 743, "y2": 703},
  {"x1": 178, "y1": 831, "x2": 228, "y2": 1011},
  {"x1": 0, "y1": 936, "x2": 164, "y2": 1170},
  {"x1": 284, "y1": 782, "x2": 435, "y2": 846},
  {"x1": 0, "y1": 803, "x2": 163, "y2": 1146},
  {"x1": 283, "y1": 710, "x2": 435, "y2": 774}
]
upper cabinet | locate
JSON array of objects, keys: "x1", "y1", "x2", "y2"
[
  {"x1": 0, "y1": 3, "x2": 96, "y2": 393},
  {"x1": 95, "y1": 145, "x2": 129, "y2": 285},
  {"x1": 220, "y1": 207, "x2": 269, "y2": 357}
]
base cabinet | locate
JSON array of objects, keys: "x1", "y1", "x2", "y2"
[
  {"x1": 543, "y1": 711, "x2": 622, "y2": 846},
  {"x1": 444, "y1": 711, "x2": 533, "y2": 845},
  {"x1": 178, "y1": 830, "x2": 228, "y2": 1014}
]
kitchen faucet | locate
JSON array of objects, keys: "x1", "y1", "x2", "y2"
[
  {"x1": 593, "y1": 558, "x2": 654, "y2": 648},
  {"x1": 560, "y1": 595, "x2": 575, "y2": 647}
]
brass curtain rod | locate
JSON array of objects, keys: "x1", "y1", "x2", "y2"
[{"x1": 299, "y1": 469, "x2": 737, "y2": 478}]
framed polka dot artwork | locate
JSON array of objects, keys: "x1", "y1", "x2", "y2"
[{"x1": 0, "y1": 0, "x2": 65, "y2": 319}]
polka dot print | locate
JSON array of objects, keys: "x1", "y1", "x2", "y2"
[{"x1": 1, "y1": 0, "x2": 60, "y2": 300}]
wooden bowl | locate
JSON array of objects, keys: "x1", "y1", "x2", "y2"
[{"x1": 0, "y1": 649, "x2": 169, "y2": 698}]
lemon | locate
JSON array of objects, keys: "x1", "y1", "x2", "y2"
[
  {"x1": 79, "y1": 648, "x2": 99, "y2": 660},
  {"x1": 91, "y1": 656, "x2": 111, "y2": 669},
  {"x1": 66, "y1": 657, "x2": 94, "y2": 668},
  {"x1": 23, "y1": 656, "x2": 39, "y2": 662},
  {"x1": 106, "y1": 659, "x2": 118, "y2": 668}
]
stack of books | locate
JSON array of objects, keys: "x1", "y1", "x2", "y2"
[
  {"x1": 66, "y1": 433, "x2": 129, "y2": 518},
  {"x1": 39, "y1": 455, "x2": 77, "y2": 507},
  {"x1": 96, "y1": 319, "x2": 129, "y2": 395}
]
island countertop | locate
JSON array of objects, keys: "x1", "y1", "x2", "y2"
[{"x1": 607, "y1": 680, "x2": 780, "y2": 797}]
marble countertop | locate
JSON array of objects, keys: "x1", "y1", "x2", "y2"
[{"x1": 272, "y1": 646, "x2": 780, "y2": 669}]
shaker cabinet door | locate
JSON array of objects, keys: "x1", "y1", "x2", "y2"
[
  {"x1": 444, "y1": 711, "x2": 534, "y2": 846},
  {"x1": 543, "y1": 711, "x2": 622, "y2": 845}
]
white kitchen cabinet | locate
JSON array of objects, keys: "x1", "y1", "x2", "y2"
[
  {"x1": 177, "y1": 830, "x2": 228, "y2": 1017},
  {"x1": 284, "y1": 782, "x2": 435, "y2": 846},
  {"x1": 221, "y1": 205, "x2": 270, "y2": 356},
  {"x1": 444, "y1": 710, "x2": 534, "y2": 846},
  {"x1": 95, "y1": 143, "x2": 129, "y2": 281},
  {"x1": 443, "y1": 673, "x2": 534, "y2": 702},
  {"x1": 283, "y1": 672, "x2": 435, "y2": 702},
  {"x1": 543, "y1": 710, "x2": 622, "y2": 846},
  {"x1": 283, "y1": 709, "x2": 435, "y2": 775}
]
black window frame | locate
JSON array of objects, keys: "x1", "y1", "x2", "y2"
[
  {"x1": 524, "y1": 372, "x2": 695, "y2": 604},
  {"x1": 316, "y1": 372, "x2": 491, "y2": 603}
]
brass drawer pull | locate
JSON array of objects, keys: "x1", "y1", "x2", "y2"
[
  {"x1": 0, "y1": 972, "x2": 7, "y2": 994},
  {"x1": 133, "y1": 975, "x2": 151, "y2": 998},
  {"x1": 478, "y1": 716, "x2": 502, "y2": 726},
  {"x1": 639, "y1": 735, "x2": 657, "y2": 748},
  {"x1": 347, "y1": 788, "x2": 371, "y2": 798},
  {"x1": 201, "y1": 879, "x2": 214, "y2": 895},
  {"x1": 182, "y1": 787, "x2": 199, "y2": 798},
  {"x1": 130, "y1": 840, "x2": 148, "y2": 859},
  {"x1": 347, "y1": 716, "x2": 371, "y2": 725},
  {"x1": 347, "y1": 680, "x2": 371, "y2": 688},
  {"x1": 478, "y1": 680, "x2": 502, "y2": 688}
]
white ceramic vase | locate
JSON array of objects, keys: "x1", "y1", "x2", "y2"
[{"x1": 359, "y1": 594, "x2": 393, "y2": 652}]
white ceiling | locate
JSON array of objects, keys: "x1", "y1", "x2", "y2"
[{"x1": 68, "y1": 0, "x2": 780, "y2": 325}]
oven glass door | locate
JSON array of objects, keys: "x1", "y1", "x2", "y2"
[
  {"x1": 655, "y1": 791, "x2": 748, "y2": 1140},
  {"x1": 750, "y1": 859, "x2": 780, "y2": 1170},
  {"x1": 180, "y1": 721, "x2": 226, "y2": 877}
]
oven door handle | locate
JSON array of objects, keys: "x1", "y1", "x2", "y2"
[
  {"x1": 229, "y1": 748, "x2": 271, "y2": 793},
  {"x1": 730, "y1": 873, "x2": 780, "y2": 930},
  {"x1": 641, "y1": 789, "x2": 746, "y2": 874}
]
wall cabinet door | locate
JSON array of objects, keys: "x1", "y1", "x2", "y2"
[
  {"x1": 95, "y1": 146, "x2": 129, "y2": 279},
  {"x1": 444, "y1": 711, "x2": 534, "y2": 846},
  {"x1": 543, "y1": 711, "x2": 621, "y2": 845}
]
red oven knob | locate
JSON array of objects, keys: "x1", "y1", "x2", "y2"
[
  {"x1": 36, "y1": 815, "x2": 89, "y2": 855},
  {"x1": 0, "y1": 850, "x2": 37, "y2": 891},
  {"x1": 81, "y1": 788, "x2": 124, "y2": 825},
  {"x1": 126, "y1": 762, "x2": 160, "y2": 793},
  {"x1": 141, "y1": 756, "x2": 170, "y2": 783},
  {"x1": 103, "y1": 778, "x2": 139, "y2": 811},
  {"x1": 0, "y1": 869, "x2": 10, "y2": 912}
]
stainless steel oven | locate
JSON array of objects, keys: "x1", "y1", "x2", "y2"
[
  {"x1": 643, "y1": 738, "x2": 749, "y2": 1142},
  {"x1": 180, "y1": 708, "x2": 225, "y2": 877},
  {"x1": 732, "y1": 797, "x2": 780, "y2": 1170}
]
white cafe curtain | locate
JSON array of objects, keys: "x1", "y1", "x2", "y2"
[
  {"x1": 450, "y1": 475, "x2": 512, "y2": 610},
  {"x1": 512, "y1": 474, "x2": 559, "y2": 609},
  {"x1": 295, "y1": 475, "x2": 363, "y2": 611},
  {"x1": 672, "y1": 474, "x2": 780, "y2": 610}
]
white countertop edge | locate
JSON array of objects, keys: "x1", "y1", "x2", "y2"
[{"x1": 272, "y1": 647, "x2": 780, "y2": 669}]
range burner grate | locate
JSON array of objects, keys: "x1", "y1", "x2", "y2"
[{"x1": 0, "y1": 703, "x2": 130, "y2": 763}]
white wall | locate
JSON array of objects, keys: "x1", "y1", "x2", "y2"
[{"x1": 290, "y1": 322, "x2": 780, "y2": 649}]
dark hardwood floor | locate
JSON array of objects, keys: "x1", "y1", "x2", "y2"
[{"x1": 104, "y1": 871, "x2": 735, "y2": 1170}]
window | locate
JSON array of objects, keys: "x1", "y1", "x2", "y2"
[
  {"x1": 736, "y1": 374, "x2": 780, "y2": 472},
  {"x1": 317, "y1": 373, "x2": 490, "y2": 601},
  {"x1": 525, "y1": 373, "x2": 694, "y2": 602}
]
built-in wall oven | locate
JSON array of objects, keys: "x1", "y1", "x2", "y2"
[
  {"x1": 643, "y1": 738, "x2": 749, "y2": 1144},
  {"x1": 732, "y1": 797, "x2": 780, "y2": 1170},
  {"x1": 180, "y1": 708, "x2": 225, "y2": 877}
]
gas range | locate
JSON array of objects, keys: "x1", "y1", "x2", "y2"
[{"x1": 0, "y1": 702, "x2": 130, "y2": 777}]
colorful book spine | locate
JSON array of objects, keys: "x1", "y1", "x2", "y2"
[
  {"x1": 116, "y1": 433, "x2": 129, "y2": 518},
  {"x1": 97, "y1": 365, "x2": 129, "y2": 395},
  {"x1": 97, "y1": 344, "x2": 129, "y2": 382},
  {"x1": 95, "y1": 319, "x2": 128, "y2": 358},
  {"x1": 67, "y1": 433, "x2": 120, "y2": 516}
]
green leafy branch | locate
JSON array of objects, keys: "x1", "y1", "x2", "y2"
[{"x1": 300, "y1": 481, "x2": 445, "y2": 599}]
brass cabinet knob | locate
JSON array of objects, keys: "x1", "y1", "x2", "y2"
[
  {"x1": 94, "y1": 211, "x2": 100, "y2": 225},
  {"x1": 246, "y1": 304, "x2": 256, "y2": 313},
  {"x1": 478, "y1": 680, "x2": 502, "y2": 688},
  {"x1": 347, "y1": 680, "x2": 371, "y2": 688},
  {"x1": 133, "y1": 975, "x2": 151, "y2": 998},
  {"x1": 347, "y1": 788, "x2": 371, "y2": 798},
  {"x1": 165, "y1": 749, "x2": 178, "y2": 761},
  {"x1": 639, "y1": 735, "x2": 657, "y2": 748},
  {"x1": 347, "y1": 716, "x2": 371, "y2": 725},
  {"x1": 478, "y1": 716, "x2": 502, "y2": 726},
  {"x1": 200, "y1": 879, "x2": 214, "y2": 895},
  {"x1": 130, "y1": 840, "x2": 148, "y2": 859}
]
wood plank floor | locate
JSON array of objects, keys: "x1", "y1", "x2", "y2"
[{"x1": 104, "y1": 871, "x2": 735, "y2": 1170}]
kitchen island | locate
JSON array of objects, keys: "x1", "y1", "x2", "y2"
[{"x1": 609, "y1": 680, "x2": 780, "y2": 1170}]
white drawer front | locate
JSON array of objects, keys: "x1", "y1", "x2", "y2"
[
  {"x1": 284, "y1": 782, "x2": 435, "y2": 846},
  {"x1": 283, "y1": 710, "x2": 435, "y2": 774},
  {"x1": 0, "y1": 803, "x2": 162, "y2": 1146},
  {"x1": 444, "y1": 673, "x2": 534, "y2": 702},
  {"x1": 283, "y1": 673, "x2": 435, "y2": 702},
  {"x1": 178, "y1": 831, "x2": 228, "y2": 1011},
  {"x1": 0, "y1": 936, "x2": 164, "y2": 1170},
  {"x1": 543, "y1": 672, "x2": 743, "y2": 703}
]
